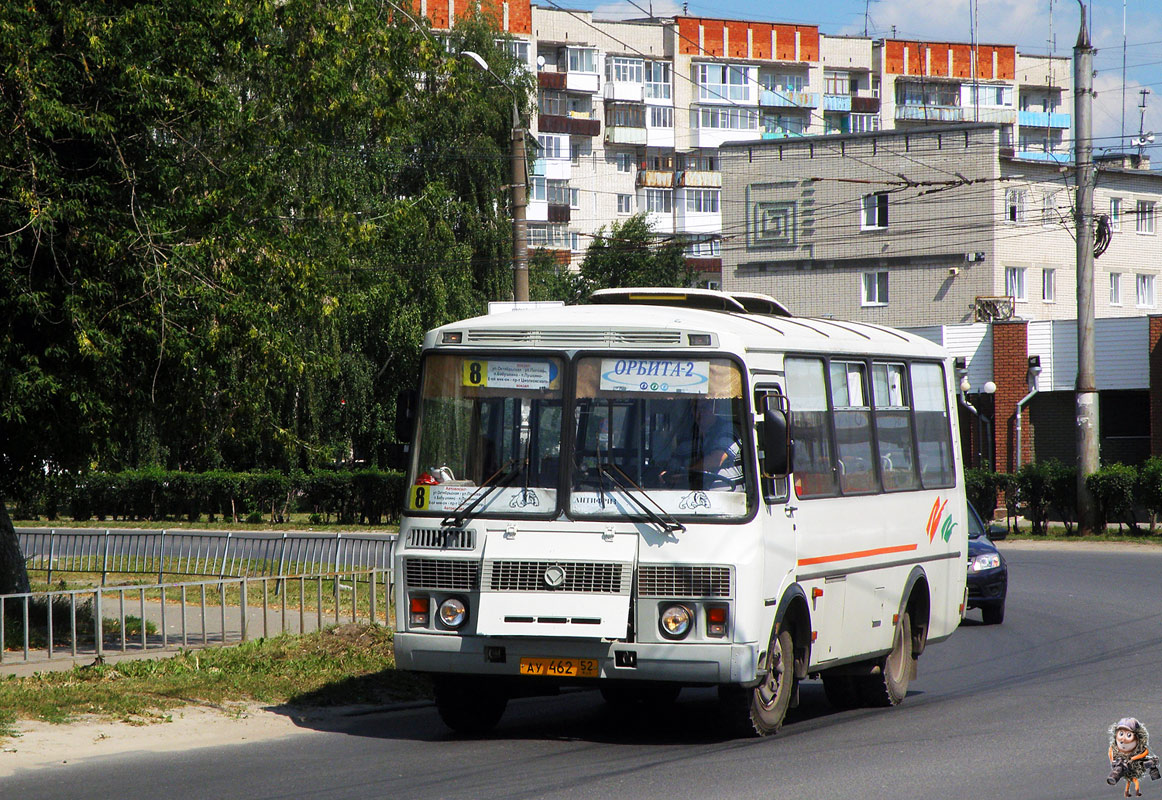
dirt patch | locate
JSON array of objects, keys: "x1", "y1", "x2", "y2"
[{"x1": 0, "y1": 703, "x2": 317, "y2": 777}]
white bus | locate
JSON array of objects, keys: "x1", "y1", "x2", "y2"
[{"x1": 393, "y1": 288, "x2": 968, "y2": 736}]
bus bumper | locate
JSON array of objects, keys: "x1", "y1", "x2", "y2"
[{"x1": 394, "y1": 633, "x2": 761, "y2": 685}]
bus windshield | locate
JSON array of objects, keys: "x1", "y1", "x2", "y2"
[
  {"x1": 408, "y1": 353, "x2": 564, "y2": 517},
  {"x1": 570, "y1": 356, "x2": 751, "y2": 520}
]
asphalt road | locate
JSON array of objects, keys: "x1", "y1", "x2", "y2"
[{"x1": 9, "y1": 542, "x2": 1162, "y2": 800}]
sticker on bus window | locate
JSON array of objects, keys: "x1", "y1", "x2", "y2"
[
  {"x1": 461, "y1": 359, "x2": 555, "y2": 389},
  {"x1": 599, "y1": 359, "x2": 710, "y2": 394}
]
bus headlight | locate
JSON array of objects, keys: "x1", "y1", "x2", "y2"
[
  {"x1": 659, "y1": 604, "x2": 693, "y2": 639},
  {"x1": 438, "y1": 597, "x2": 468, "y2": 629}
]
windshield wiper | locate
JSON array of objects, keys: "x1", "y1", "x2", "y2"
[
  {"x1": 443, "y1": 458, "x2": 521, "y2": 528},
  {"x1": 597, "y1": 462, "x2": 685, "y2": 535}
]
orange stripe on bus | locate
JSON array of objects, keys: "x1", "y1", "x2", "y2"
[{"x1": 797, "y1": 543, "x2": 918, "y2": 567}]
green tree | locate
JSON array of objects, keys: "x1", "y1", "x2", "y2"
[{"x1": 577, "y1": 214, "x2": 696, "y2": 299}]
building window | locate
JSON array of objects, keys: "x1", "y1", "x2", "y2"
[
  {"x1": 698, "y1": 64, "x2": 751, "y2": 102},
  {"x1": 530, "y1": 177, "x2": 546, "y2": 201},
  {"x1": 569, "y1": 187, "x2": 581, "y2": 209},
  {"x1": 824, "y1": 70, "x2": 850, "y2": 96},
  {"x1": 1005, "y1": 189, "x2": 1027, "y2": 223},
  {"x1": 1042, "y1": 268, "x2": 1056, "y2": 302},
  {"x1": 685, "y1": 237, "x2": 721, "y2": 256},
  {"x1": 1006, "y1": 267, "x2": 1027, "y2": 301},
  {"x1": 861, "y1": 192, "x2": 888, "y2": 230},
  {"x1": 1110, "y1": 197, "x2": 1123, "y2": 231},
  {"x1": 762, "y1": 113, "x2": 806, "y2": 137},
  {"x1": 617, "y1": 194, "x2": 633, "y2": 214},
  {"x1": 566, "y1": 48, "x2": 597, "y2": 73},
  {"x1": 686, "y1": 189, "x2": 719, "y2": 214},
  {"x1": 645, "y1": 61, "x2": 671, "y2": 99},
  {"x1": 615, "y1": 152, "x2": 634, "y2": 173},
  {"x1": 546, "y1": 179, "x2": 569, "y2": 206},
  {"x1": 1137, "y1": 200, "x2": 1156, "y2": 234},
  {"x1": 1137, "y1": 274, "x2": 1155, "y2": 307},
  {"x1": 1110, "y1": 272, "x2": 1122, "y2": 305},
  {"x1": 496, "y1": 39, "x2": 530, "y2": 64},
  {"x1": 537, "y1": 134, "x2": 565, "y2": 160},
  {"x1": 607, "y1": 57, "x2": 643, "y2": 84},
  {"x1": 648, "y1": 105, "x2": 673, "y2": 128},
  {"x1": 606, "y1": 104, "x2": 644, "y2": 128},
  {"x1": 695, "y1": 107, "x2": 759, "y2": 130},
  {"x1": 861, "y1": 271, "x2": 889, "y2": 306},
  {"x1": 645, "y1": 188, "x2": 672, "y2": 213},
  {"x1": 1042, "y1": 191, "x2": 1064, "y2": 227},
  {"x1": 850, "y1": 113, "x2": 880, "y2": 133},
  {"x1": 528, "y1": 223, "x2": 570, "y2": 248}
]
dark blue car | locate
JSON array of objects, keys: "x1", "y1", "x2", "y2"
[{"x1": 966, "y1": 505, "x2": 1008, "y2": 625}]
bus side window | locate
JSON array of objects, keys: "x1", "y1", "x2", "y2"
[
  {"x1": 754, "y1": 386, "x2": 789, "y2": 504},
  {"x1": 911, "y1": 362, "x2": 956, "y2": 488},
  {"x1": 784, "y1": 358, "x2": 839, "y2": 499}
]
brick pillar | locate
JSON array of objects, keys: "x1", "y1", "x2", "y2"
[
  {"x1": 992, "y1": 320, "x2": 1030, "y2": 473},
  {"x1": 1150, "y1": 316, "x2": 1162, "y2": 456}
]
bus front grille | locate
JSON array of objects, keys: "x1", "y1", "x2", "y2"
[
  {"x1": 404, "y1": 557, "x2": 480, "y2": 590},
  {"x1": 484, "y1": 560, "x2": 631, "y2": 594},
  {"x1": 407, "y1": 528, "x2": 476, "y2": 550},
  {"x1": 638, "y1": 565, "x2": 732, "y2": 598}
]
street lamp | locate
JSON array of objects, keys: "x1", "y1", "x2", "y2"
[{"x1": 461, "y1": 50, "x2": 528, "y2": 303}]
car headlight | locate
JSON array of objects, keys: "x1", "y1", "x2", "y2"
[
  {"x1": 438, "y1": 597, "x2": 468, "y2": 628},
  {"x1": 969, "y1": 553, "x2": 1002, "y2": 572},
  {"x1": 659, "y1": 604, "x2": 693, "y2": 639}
]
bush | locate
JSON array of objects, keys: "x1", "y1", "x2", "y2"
[
  {"x1": 1138, "y1": 457, "x2": 1162, "y2": 530},
  {"x1": 965, "y1": 468, "x2": 999, "y2": 521},
  {"x1": 1087, "y1": 463, "x2": 1140, "y2": 532},
  {"x1": 1046, "y1": 461, "x2": 1078, "y2": 534},
  {"x1": 1014, "y1": 460, "x2": 1058, "y2": 536}
]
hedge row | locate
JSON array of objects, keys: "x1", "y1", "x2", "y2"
[
  {"x1": 14, "y1": 469, "x2": 407, "y2": 526},
  {"x1": 966, "y1": 457, "x2": 1162, "y2": 535}
]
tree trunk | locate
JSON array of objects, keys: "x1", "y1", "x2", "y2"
[{"x1": 0, "y1": 500, "x2": 32, "y2": 595}]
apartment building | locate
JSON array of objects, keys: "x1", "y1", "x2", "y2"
[{"x1": 409, "y1": 0, "x2": 1072, "y2": 278}]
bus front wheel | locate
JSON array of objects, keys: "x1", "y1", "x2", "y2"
[
  {"x1": 433, "y1": 675, "x2": 508, "y2": 735},
  {"x1": 721, "y1": 628, "x2": 795, "y2": 736}
]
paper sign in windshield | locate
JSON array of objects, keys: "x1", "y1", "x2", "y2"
[
  {"x1": 462, "y1": 359, "x2": 555, "y2": 389},
  {"x1": 599, "y1": 359, "x2": 710, "y2": 394}
]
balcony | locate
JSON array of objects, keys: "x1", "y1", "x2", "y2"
[
  {"x1": 678, "y1": 170, "x2": 722, "y2": 188},
  {"x1": 1012, "y1": 149, "x2": 1073, "y2": 164},
  {"x1": 547, "y1": 204, "x2": 570, "y2": 223},
  {"x1": 964, "y1": 107, "x2": 1017, "y2": 124},
  {"x1": 564, "y1": 72, "x2": 599, "y2": 94},
  {"x1": 537, "y1": 71, "x2": 566, "y2": 90},
  {"x1": 538, "y1": 112, "x2": 600, "y2": 137},
  {"x1": 759, "y1": 89, "x2": 819, "y2": 109},
  {"x1": 637, "y1": 170, "x2": 674, "y2": 188},
  {"x1": 823, "y1": 94, "x2": 852, "y2": 112},
  {"x1": 606, "y1": 125, "x2": 646, "y2": 145},
  {"x1": 1019, "y1": 110, "x2": 1072, "y2": 129},
  {"x1": 895, "y1": 104, "x2": 964, "y2": 123},
  {"x1": 851, "y1": 96, "x2": 880, "y2": 114},
  {"x1": 605, "y1": 81, "x2": 644, "y2": 103}
]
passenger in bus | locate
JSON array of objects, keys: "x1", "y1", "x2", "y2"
[{"x1": 660, "y1": 397, "x2": 743, "y2": 490}]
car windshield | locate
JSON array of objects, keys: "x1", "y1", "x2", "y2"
[
  {"x1": 967, "y1": 504, "x2": 986, "y2": 538},
  {"x1": 407, "y1": 353, "x2": 564, "y2": 517},
  {"x1": 570, "y1": 356, "x2": 751, "y2": 520}
]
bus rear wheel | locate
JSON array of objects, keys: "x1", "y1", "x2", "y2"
[
  {"x1": 433, "y1": 675, "x2": 508, "y2": 735},
  {"x1": 856, "y1": 611, "x2": 914, "y2": 707}
]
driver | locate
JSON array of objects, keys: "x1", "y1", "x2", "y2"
[{"x1": 662, "y1": 397, "x2": 743, "y2": 489}]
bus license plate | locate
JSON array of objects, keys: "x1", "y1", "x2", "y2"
[{"x1": 519, "y1": 657, "x2": 599, "y2": 678}]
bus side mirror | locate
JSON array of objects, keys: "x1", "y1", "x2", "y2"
[
  {"x1": 761, "y1": 397, "x2": 793, "y2": 478},
  {"x1": 395, "y1": 389, "x2": 417, "y2": 444}
]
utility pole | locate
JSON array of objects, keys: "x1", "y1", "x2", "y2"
[
  {"x1": 462, "y1": 50, "x2": 528, "y2": 302},
  {"x1": 510, "y1": 106, "x2": 529, "y2": 303},
  {"x1": 1074, "y1": 1, "x2": 1099, "y2": 534}
]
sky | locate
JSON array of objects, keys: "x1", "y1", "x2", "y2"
[{"x1": 571, "y1": 0, "x2": 1162, "y2": 154}]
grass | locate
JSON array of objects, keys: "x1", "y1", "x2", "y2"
[{"x1": 0, "y1": 624, "x2": 430, "y2": 735}]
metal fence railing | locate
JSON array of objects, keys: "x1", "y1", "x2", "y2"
[
  {"x1": 16, "y1": 528, "x2": 395, "y2": 585},
  {"x1": 0, "y1": 568, "x2": 393, "y2": 666}
]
